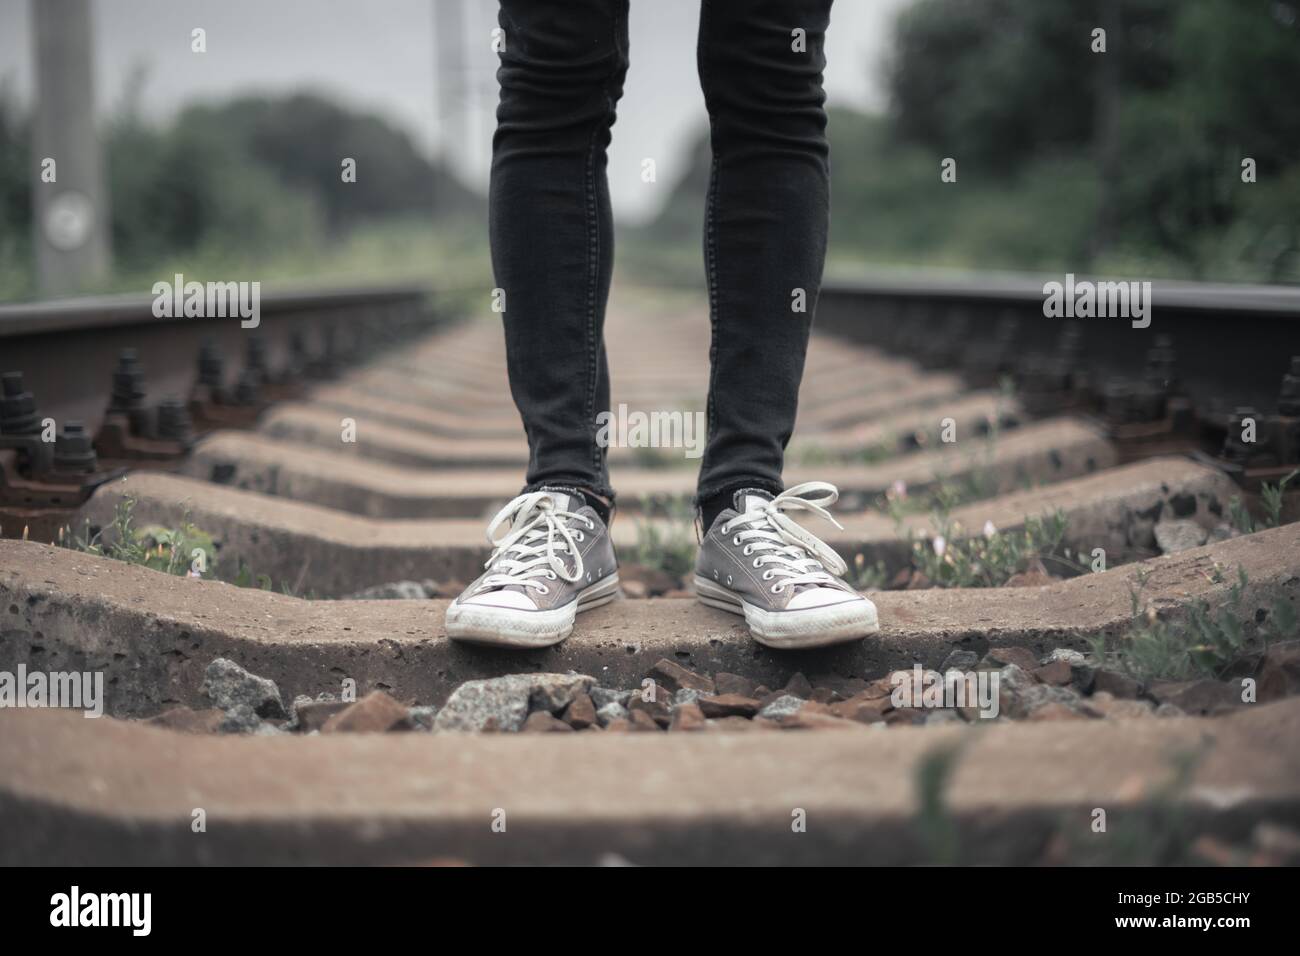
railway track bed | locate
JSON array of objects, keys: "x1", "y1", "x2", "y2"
[{"x1": 2, "y1": 279, "x2": 1299, "y2": 865}]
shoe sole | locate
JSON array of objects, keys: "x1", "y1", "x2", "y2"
[
  {"x1": 694, "y1": 575, "x2": 879, "y2": 649},
  {"x1": 445, "y1": 573, "x2": 621, "y2": 648}
]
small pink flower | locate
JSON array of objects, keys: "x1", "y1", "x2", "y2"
[{"x1": 891, "y1": 479, "x2": 908, "y2": 499}]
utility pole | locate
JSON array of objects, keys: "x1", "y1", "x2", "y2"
[{"x1": 31, "y1": 0, "x2": 111, "y2": 297}]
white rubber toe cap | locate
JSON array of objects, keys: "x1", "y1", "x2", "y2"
[
  {"x1": 785, "y1": 587, "x2": 862, "y2": 610},
  {"x1": 460, "y1": 589, "x2": 539, "y2": 610}
]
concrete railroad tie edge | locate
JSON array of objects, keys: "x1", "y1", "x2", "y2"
[
  {"x1": 1, "y1": 520, "x2": 1297, "y2": 715},
  {"x1": 69, "y1": 456, "x2": 1242, "y2": 597},
  {"x1": 0, "y1": 699, "x2": 1297, "y2": 865}
]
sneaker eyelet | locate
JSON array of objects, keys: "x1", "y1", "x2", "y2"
[
  {"x1": 575, "y1": 531, "x2": 585, "y2": 541},
  {"x1": 539, "y1": 585, "x2": 550, "y2": 594},
  {"x1": 762, "y1": 571, "x2": 773, "y2": 580},
  {"x1": 742, "y1": 545, "x2": 752, "y2": 555},
  {"x1": 586, "y1": 518, "x2": 595, "y2": 529},
  {"x1": 732, "y1": 536, "x2": 741, "y2": 546},
  {"x1": 771, "y1": 585, "x2": 783, "y2": 594},
  {"x1": 752, "y1": 558, "x2": 761, "y2": 568},
  {"x1": 547, "y1": 571, "x2": 557, "y2": 580}
]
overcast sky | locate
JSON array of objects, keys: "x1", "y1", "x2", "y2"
[{"x1": 0, "y1": 0, "x2": 912, "y2": 222}]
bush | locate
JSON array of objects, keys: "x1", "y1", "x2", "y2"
[{"x1": 0, "y1": 88, "x2": 485, "y2": 300}]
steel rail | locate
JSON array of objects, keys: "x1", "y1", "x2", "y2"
[
  {"x1": 0, "y1": 282, "x2": 432, "y2": 337},
  {"x1": 817, "y1": 271, "x2": 1300, "y2": 421}
]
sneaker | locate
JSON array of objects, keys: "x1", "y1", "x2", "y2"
[
  {"x1": 694, "y1": 481, "x2": 878, "y2": 649},
  {"x1": 445, "y1": 488, "x2": 620, "y2": 647}
]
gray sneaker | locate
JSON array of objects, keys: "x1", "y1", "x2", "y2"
[
  {"x1": 694, "y1": 481, "x2": 878, "y2": 649},
  {"x1": 445, "y1": 488, "x2": 620, "y2": 647}
]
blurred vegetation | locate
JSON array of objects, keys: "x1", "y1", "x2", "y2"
[
  {"x1": 626, "y1": 0, "x2": 1300, "y2": 285},
  {"x1": 0, "y1": 82, "x2": 31, "y2": 296},
  {"x1": 0, "y1": 85, "x2": 488, "y2": 301},
  {"x1": 3, "y1": 0, "x2": 1297, "y2": 300}
]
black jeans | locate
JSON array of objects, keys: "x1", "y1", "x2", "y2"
[{"x1": 490, "y1": 0, "x2": 832, "y2": 506}]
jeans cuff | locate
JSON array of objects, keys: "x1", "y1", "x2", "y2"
[
  {"x1": 523, "y1": 481, "x2": 616, "y2": 505},
  {"x1": 692, "y1": 479, "x2": 783, "y2": 510}
]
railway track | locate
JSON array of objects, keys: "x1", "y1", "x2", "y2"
[{"x1": 1, "y1": 277, "x2": 1299, "y2": 866}]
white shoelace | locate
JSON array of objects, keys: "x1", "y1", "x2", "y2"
[
  {"x1": 719, "y1": 481, "x2": 848, "y2": 595},
  {"x1": 474, "y1": 492, "x2": 593, "y2": 596}
]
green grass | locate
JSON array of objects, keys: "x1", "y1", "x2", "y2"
[
  {"x1": 59, "y1": 494, "x2": 314, "y2": 597},
  {"x1": 906, "y1": 509, "x2": 1070, "y2": 589},
  {"x1": 622, "y1": 495, "x2": 697, "y2": 579},
  {"x1": 879, "y1": 471, "x2": 998, "y2": 523},
  {"x1": 1228, "y1": 469, "x2": 1298, "y2": 535},
  {"x1": 847, "y1": 553, "x2": 890, "y2": 591},
  {"x1": 877, "y1": 399, "x2": 1067, "y2": 590},
  {"x1": 3, "y1": 217, "x2": 492, "y2": 305},
  {"x1": 60, "y1": 496, "x2": 217, "y2": 578},
  {"x1": 1089, "y1": 565, "x2": 1298, "y2": 683}
]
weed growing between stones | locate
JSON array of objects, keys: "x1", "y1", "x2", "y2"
[
  {"x1": 874, "y1": 386, "x2": 1075, "y2": 590},
  {"x1": 877, "y1": 470, "x2": 1005, "y2": 522},
  {"x1": 1090, "y1": 565, "x2": 1299, "y2": 683},
  {"x1": 1260, "y1": 471, "x2": 1298, "y2": 527},
  {"x1": 623, "y1": 495, "x2": 697, "y2": 578},
  {"x1": 1227, "y1": 496, "x2": 1254, "y2": 535},
  {"x1": 1228, "y1": 468, "x2": 1298, "y2": 534},
  {"x1": 907, "y1": 509, "x2": 1071, "y2": 588},
  {"x1": 848, "y1": 552, "x2": 889, "y2": 591},
  {"x1": 59, "y1": 495, "x2": 315, "y2": 596},
  {"x1": 59, "y1": 495, "x2": 216, "y2": 578}
]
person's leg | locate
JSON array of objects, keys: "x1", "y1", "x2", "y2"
[
  {"x1": 693, "y1": 0, "x2": 833, "y2": 528},
  {"x1": 446, "y1": 1, "x2": 628, "y2": 649},
  {"x1": 490, "y1": 0, "x2": 630, "y2": 509},
  {"x1": 690, "y1": 1, "x2": 877, "y2": 649}
]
